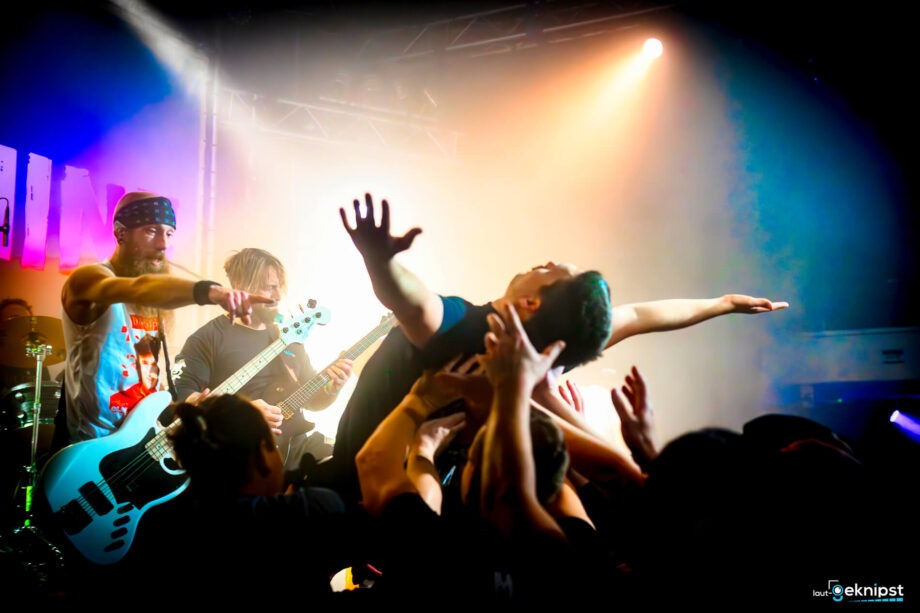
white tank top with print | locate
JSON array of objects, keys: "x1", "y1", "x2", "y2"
[{"x1": 62, "y1": 287, "x2": 164, "y2": 442}]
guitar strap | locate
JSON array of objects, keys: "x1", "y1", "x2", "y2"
[
  {"x1": 276, "y1": 335, "x2": 304, "y2": 403},
  {"x1": 278, "y1": 350, "x2": 301, "y2": 388},
  {"x1": 272, "y1": 330, "x2": 311, "y2": 463},
  {"x1": 158, "y1": 312, "x2": 178, "y2": 402}
]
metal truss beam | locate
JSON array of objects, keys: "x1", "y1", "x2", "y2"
[
  {"x1": 218, "y1": 88, "x2": 462, "y2": 160},
  {"x1": 212, "y1": 3, "x2": 674, "y2": 159},
  {"x1": 352, "y1": 1, "x2": 675, "y2": 63}
]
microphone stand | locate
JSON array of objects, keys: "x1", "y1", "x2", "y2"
[{"x1": 1, "y1": 337, "x2": 65, "y2": 593}]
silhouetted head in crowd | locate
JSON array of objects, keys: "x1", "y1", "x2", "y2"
[
  {"x1": 461, "y1": 407, "x2": 570, "y2": 515},
  {"x1": 168, "y1": 393, "x2": 284, "y2": 505}
]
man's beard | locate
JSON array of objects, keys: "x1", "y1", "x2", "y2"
[
  {"x1": 117, "y1": 242, "x2": 169, "y2": 277},
  {"x1": 118, "y1": 249, "x2": 171, "y2": 321},
  {"x1": 125, "y1": 255, "x2": 168, "y2": 276}
]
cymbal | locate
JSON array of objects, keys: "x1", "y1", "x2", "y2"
[{"x1": 0, "y1": 315, "x2": 66, "y2": 368}]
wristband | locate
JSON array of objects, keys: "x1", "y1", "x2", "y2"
[{"x1": 193, "y1": 280, "x2": 221, "y2": 306}]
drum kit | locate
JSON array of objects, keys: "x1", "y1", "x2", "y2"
[{"x1": 0, "y1": 315, "x2": 66, "y2": 587}]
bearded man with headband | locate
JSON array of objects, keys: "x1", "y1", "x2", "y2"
[{"x1": 58, "y1": 190, "x2": 271, "y2": 445}]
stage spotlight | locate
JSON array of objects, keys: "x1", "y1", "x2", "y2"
[
  {"x1": 889, "y1": 409, "x2": 920, "y2": 441},
  {"x1": 111, "y1": 0, "x2": 210, "y2": 97},
  {"x1": 594, "y1": 35, "x2": 663, "y2": 110},
  {"x1": 643, "y1": 38, "x2": 663, "y2": 61}
]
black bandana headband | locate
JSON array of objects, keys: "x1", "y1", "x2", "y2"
[{"x1": 113, "y1": 196, "x2": 177, "y2": 230}]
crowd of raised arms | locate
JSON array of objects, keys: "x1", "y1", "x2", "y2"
[{"x1": 2, "y1": 190, "x2": 913, "y2": 608}]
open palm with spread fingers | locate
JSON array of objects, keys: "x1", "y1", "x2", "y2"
[
  {"x1": 339, "y1": 192, "x2": 422, "y2": 263},
  {"x1": 610, "y1": 365, "x2": 657, "y2": 471}
]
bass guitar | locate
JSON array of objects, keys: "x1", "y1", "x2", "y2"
[
  {"x1": 39, "y1": 302, "x2": 330, "y2": 565},
  {"x1": 276, "y1": 312, "x2": 396, "y2": 464}
]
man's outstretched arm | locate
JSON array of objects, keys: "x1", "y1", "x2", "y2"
[
  {"x1": 606, "y1": 294, "x2": 789, "y2": 349},
  {"x1": 62, "y1": 263, "x2": 271, "y2": 326},
  {"x1": 340, "y1": 192, "x2": 443, "y2": 348}
]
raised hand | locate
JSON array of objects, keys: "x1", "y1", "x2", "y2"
[
  {"x1": 429, "y1": 355, "x2": 492, "y2": 425},
  {"x1": 610, "y1": 365, "x2": 656, "y2": 471},
  {"x1": 412, "y1": 412, "x2": 467, "y2": 461},
  {"x1": 339, "y1": 193, "x2": 422, "y2": 263},
  {"x1": 557, "y1": 378, "x2": 586, "y2": 417},
  {"x1": 435, "y1": 370, "x2": 491, "y2": 424},
  {"x1": 407, "y1": 354, "x2": 477, "y2": 415},
  {"x1": 479, "y1": 303, "x2": 565, "y2": 393}
]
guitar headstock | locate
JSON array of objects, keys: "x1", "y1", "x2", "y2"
[{"x1": 276, "y1": 301, "x2": 331, "y2": 345}]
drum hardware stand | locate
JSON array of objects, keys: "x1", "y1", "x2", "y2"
[{"x1": 1, "y1": 339, "x2": 65, "y2": 590}]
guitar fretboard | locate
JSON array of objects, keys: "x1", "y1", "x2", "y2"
[
  {"x1": 146, "y1": 417, "x2": 184, "y2": 461},
  {"x1": 214, "y1": 337, "x2": 289, "y2": 396},
  {"x1": 279, "y1": 313, "x2": 396, "y2": 419},
  {"x1": 142, "y1": 306, "x2": 326, "y2": 462}
]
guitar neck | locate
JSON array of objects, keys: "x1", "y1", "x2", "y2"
[
  {"x1": 211, "y1": 337, "x2": 288, "y2": 397},
  {"x1": 145, "y1": 335, "x2": 290, "y2": 476},
  {"x1": 146, "y1": 417, "x2": 185, "y2": 461},
  {"x1": 194, "y1": 304, "x2": 327, "y2": 401},
  {"x1": 278, "y1": 314, "x2": 395, "y2": 420}
]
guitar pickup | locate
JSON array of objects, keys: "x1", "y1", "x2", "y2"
[
  {"x1": 78, "y1": 481, "x2": 115, "y2": 516},
  {"x1": 56, "y1": 499, "x2": 91, "y2": 535}
]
